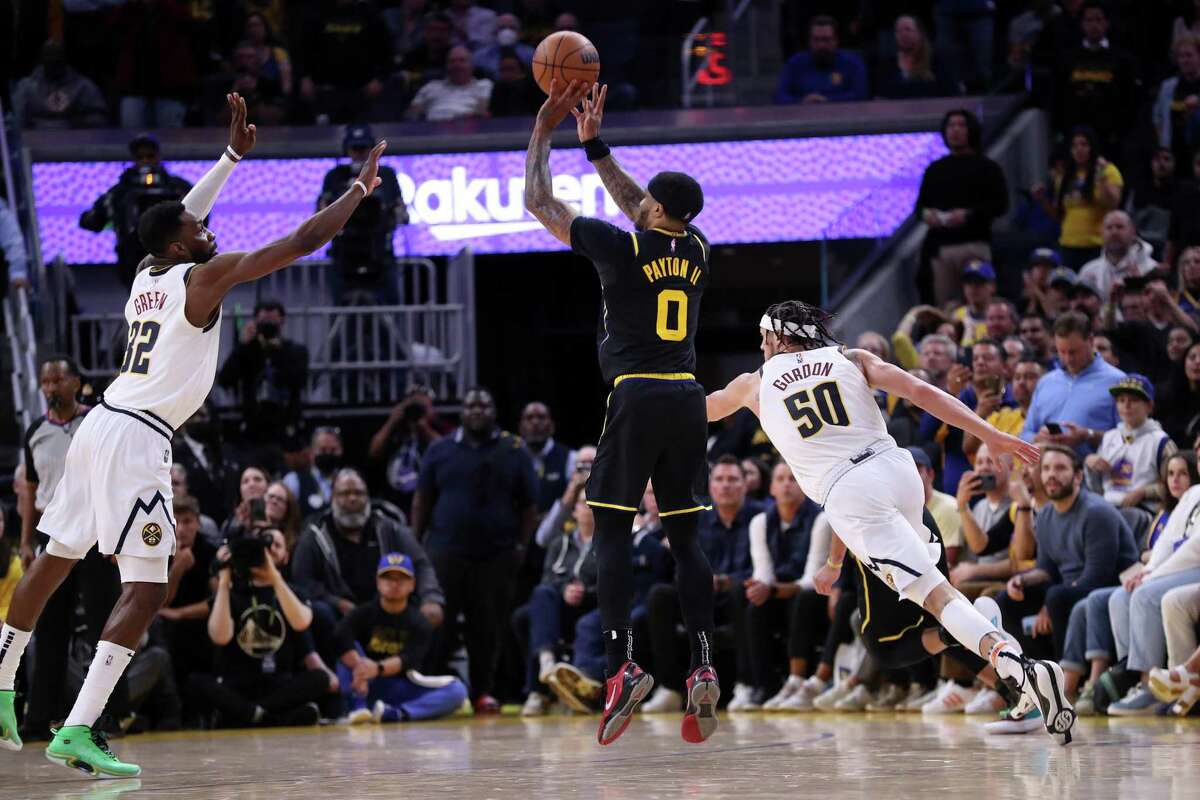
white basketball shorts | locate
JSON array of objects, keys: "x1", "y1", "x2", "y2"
[
  {"x1": 37, "y1": 401, "x2": 176, "y2": 582},
  {"x1": 821, "y1": 446, "x2": 943, "y2": 604}
]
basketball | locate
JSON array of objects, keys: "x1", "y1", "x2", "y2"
[{"x1": 532, "y1": 31, "x2": 600, "y2": 95}]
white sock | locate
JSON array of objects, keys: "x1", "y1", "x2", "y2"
[
  {"x1": 938, "y1": 597, "x2": 1022, "y2": 676},
  {"x1": 0, "y1": 625, "x2": 32, "y2": 691},
  {"x1": 538, "y1": 650, "x2": 555, "y2": 677},
  {"x1": 786, "y1": 674, "x2": 804, "y2": 688},
  {"x1": 63, "y1": 641, "x2": 134, "y2": 728}
]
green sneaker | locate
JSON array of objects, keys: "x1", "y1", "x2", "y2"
[
  {"x1": 45, "y1": 726, "x2": 141, "y2": 779},
  {"x1": 0, "y1": 691, "x2": 20, "y2": 751}
]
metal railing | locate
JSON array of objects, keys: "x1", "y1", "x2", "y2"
[{"x1": 258, "y1": 257, "x2": 440, "y2": 309}]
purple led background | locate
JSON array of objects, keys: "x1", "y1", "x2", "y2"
[{"x1": 32, "y1": 133, "x2": 946, "y2": 263}]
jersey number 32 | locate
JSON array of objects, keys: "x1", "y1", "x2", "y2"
[
  {"x1": 119, "y1": 320, "x2": 161, "y2": 376},
  {"x1": 783, "y1": 381, "x2": 850, "y2": 439}
]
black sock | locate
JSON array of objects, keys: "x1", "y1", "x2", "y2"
[
  {"x1": 661, "y1": 514, "x2": 715, "y2": 672},
  {"x1": 593, "y1": 507, "x2": 637, "y2": 675}
]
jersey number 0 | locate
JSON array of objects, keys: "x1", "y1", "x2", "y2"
[
  {"x1": 119, "y1": 321, "x2": 161, "y2": 376},
  {"x1": 655, "y1": 289, "x2": 688, "y2": 341},
  {"x1": 783, "y1": 381, "x2": 850, "y2": 438}
]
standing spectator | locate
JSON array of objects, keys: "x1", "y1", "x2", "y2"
[
  {"x1": 1158, "y1": 340, "x2": 1200, "y2": 448},
  {"x1": 368, "y1": 386, "x2": 444, "y2": 516},
  {"x1": 11, "y1": 40, "x2": 107, "y2": 129},
  {"x1": 473, "y1": 14, "x2": 534, "y2": 78},
  {"x1": 1054, "y1": 2, "x2": 1135, "y2": 157},
  {"x1": 296, "y1": 0, "x2": 393, "y2": 123},
  {"x1": 1125, "y1": 148, "x2": 1177, "y2": 258},
  {"x1": 411, "y1": 388, "x2": 538, "y2": 713},
  {"x1": 875, "y1": 15, "x2": 952, "y2": 99},
  {"x1": 916, "y1": 110, "x2": 1009, "y2": 307},
  {"x1": 336, "y1": 554, "x2": 467, "y2": 724},
  {"x1": 398, "y1": 12, "x2": 454, "y2": 89},
  {"x1": 1034, "y1": 126, "x2": 1123, "y2": 269},
  {"x1": 241, "y1": 12, "x2": 292, "y2": 97},
  {"x1": 996, "y1": 445, "x2": 1139, "y2": 659},
  {"x1": 110, "y1": 0, "x2": 199, "y2": 129},
  {"x1": 1166, "y1": 150, "x2": 1200, "y2": 269},
  {"x1": 935, "y1": 0, "x2": 994, "y2": 91},
  {"x1": 218, "y1": 300, "x2": 309, "y2": 463},
  {"x1": 0, "y1": 197, "x2": 29, "y2": 294},
  {"x1": 173, "y1": 404, "x2": 238, "y2": 526},
  {"x1": 487, "y1": 53, "x2": 542, "y2": 117},
  {"x1": 1154, "y1": 34, "x2": 1200, "y2": 180},
  {"x1": 1022, "y1": 311, "x2": 1125, "y2": 454},
  {"x1": 774, "y1": 16, "x2": 868, "y2": 105},
  {"x1": 1086, "y1": 375, "x2": 1177, "y2": 510},
  {"x1": 1078, "y1": 211, "x2": 1158, "y2": 304},
  {"x1": 1021, "y1": 248, "x2": 1061, "y2": 320},
  {"x1": 191, "y1": 529, "x2": 330, "y2": 728},
  {"x1": 405, "y1": 47, "x2": 492, "y2": 121},
  {"x1": 519, "y1": 401, "x2": 577, "y2": 515},
  {"x1": 447, "y1": 0, "x2": 497, "y2": 51},
  {"x1": 283, "y1": 427, "x2": 344, "y2": 518}
]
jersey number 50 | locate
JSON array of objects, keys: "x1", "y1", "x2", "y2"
[
  {"x1": 783, "y1": 381, "x2": 850, "y2": 438},
  {"x1": 119, "y1": 320, "x2": 161, "y2": 376},
  {"x1": 656, "y1": 289, "x2": 688, "y2": 341}
]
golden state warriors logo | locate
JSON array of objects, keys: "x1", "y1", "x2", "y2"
[{"x1": 141, "y1": 522, "x2": 163, "y2": 547}]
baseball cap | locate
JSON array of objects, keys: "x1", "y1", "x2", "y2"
[
  {"x1": 1070, "y1": 278, "x2": 1102, "y2": 300},
  {"x1": 377, "y1": 552, "x2": 415, "y2": 578},
  {"x1": 128, "y1": 133, "x2": 160, "y2": 155},
  {"x1": 647, "y1": 172, "x2": 704, "y2": 223},
  {"x1": 961, "y1": 260, "x2": 996, "y2": 283},
  {"x1": 1029, "y1": 248, "x2": 1061, "y2": 268},
  {"x1": 343, "y1": 123, "x2": 375, "y2": 151},
  {"x1": 905, "y1": 446, "x2": 933, "y2": 470},
  {"x1": 1109, "y1": 374, "x2": 1154, "y2": 403},
  {"x1": 1048, "y1": 267, "x2": 1078, "y2": 288}
]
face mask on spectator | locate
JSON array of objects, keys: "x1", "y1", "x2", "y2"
[
  {"x1": 314, "y1": 453, "x2": 341, "y2": 473},
  {"x1": 497, "y1": 27, "x2": 519, "y2": 46},
  {"x1": 333, "y1": 500, "x2": 371, "y2": 529}
]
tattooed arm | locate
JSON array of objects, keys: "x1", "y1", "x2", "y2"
[
  {"x1": 524, "y1": 79, "x2": 590, "y2": 246},
  {"x1": 573, "y1": 84, "x2": 646, "y2": 223}
]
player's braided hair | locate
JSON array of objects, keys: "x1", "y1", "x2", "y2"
[{"x1": 764, "y1": 300, "x2": 841, "y2": 351}]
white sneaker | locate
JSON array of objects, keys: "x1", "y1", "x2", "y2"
[
  {"x1": 865, "y1": 683, "x2": 906, "y2": 711},
  {"x1": 834, "y1": 684, "x2": 875, "y2": 712},
  {"x1": 521, "y1": 692, "x2": 551, "y2": 717},
  {"x1": 896, "y1": 683, "x2": 933, "y2": 712},
  {"x1": 984, "y1": 695, "x2": 1042, "y2": 735},
  {"x1": 779, "y1": 677, "x2": 826, "y2": 712},
  {"x1": 726, "y1": 683, "x2": 755, "y2": 711},
  {"x1": 764, "y1": 675, "x2": 804, "y2": 711},
  {"x1": 346, "y1": 705, "x2": 374, "y2": 725},
  {"x1": 922, "y1": 682, "x2": 977, "y2": 714},
  {"x1": 640, "y1": 686, "x2": 684, "y2": 713},
  {"x1": 813, "y1": 681, "x2": 853, "y2": 711},
  {"x1": 964, "y1": 688, "x2": 1007, "y2": 715}
]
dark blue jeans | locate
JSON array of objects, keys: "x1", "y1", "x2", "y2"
[{"x1": 512, "y1": 584, "x2": 593, "y2": 693}]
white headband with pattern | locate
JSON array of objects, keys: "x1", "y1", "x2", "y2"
[{"x1": 759, "y1": 314, "x2": 819, "y2": 339}]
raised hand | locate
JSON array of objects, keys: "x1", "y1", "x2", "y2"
[
  {"x1": 535, "y1": 78, "x2": 589, "y2": 133},
  {"x1": 355, "y1": 140, "x2": 388, "y2": 195},
  {"x1": 571, "y1": 83, "x2": 607, "y2": 142},
  {"x1": 227, "y1": 92, "x2": 257, "y2": 157}
]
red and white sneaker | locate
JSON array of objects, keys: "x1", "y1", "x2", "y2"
[
  {"x1": 681, "y1": 665, "x2": 720, "y2": 744},
  {"x1": 597, "y1": 661, "x2": 654, "y2": 746}
]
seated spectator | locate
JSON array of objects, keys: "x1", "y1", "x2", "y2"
[
  {"x1": 1034, "y1": 126, "x2": 1123, "y2": 269},
  {"x1": 774, "y1": 15, "x2": 867, "y2": 105},
  {"x1": 935, "y1": 0, "x2": 994, "y2": 91},
  {"x1": 1021, "y1": 248, "x2": 1061, "y2": 320},
  {"x1": 533, "y1": 445, "x2": 596, "y2": 549},
  {"x1": 1054, "y1": 2, "x2": 1135, "y2": 157},
  {"x1": 1023, "y1": 311, "x2": 1125, "y2": 454},
  {"x1": 965, "y1": 357, "x2": 1044, "y2": 463},
  {"x1": 997, "y1": 446, "x2": 1138, "y2": 660},
  {"x1": 875, "y1": 15, "x2": 952, "y2": 99},
  {"x1": 241, "y1": 12, "x2": 292, "y2": 96},
  {"x1": 220, "y1": 465, "x2": 271, "y2": 540},
  {"x1": 1125, "y1": 148, "x2": 1177, "y2": 258},
  {"x1": 918, "y1": 333, "x2": 957, "y2": 392},
  {"x1": 406, "y1": 46, "x2": 492, "y2": 121},
  {"x1": 951, "y1": 443, "x2": 1017, "y2": 591},
  {"x1": 741, "y1": 458, "x2": 772, "y2": 504},
  {"x1": 890, "y1": 306, "x2": 951, "y2": 373},
  {"x1": 515, "y1": 0, "x2": 564, "y2": 44},
  {"x1": 1153, "y1": 34, "x2": 1200, "y2": 180},
  {"x1": 171, "y1": 464, "x2": 221, "y2": 547},
  {"x1": 474, "y1": 14, "x2": 534, "y2": 78},
  {"x1": 212, "y1": 41, "x2": 287, "y2": 126},
  {"x1": 292, "y1": 468, "x2": 444, "y2": 622},
  {"x1": 296, "y1": 0, "x2": 392, "y2": 123},
  {"x1": 1046, "y1": 266, "x2": 1082, "y2": 321},
  {"x1": 191, "y1": 528, "x2": 331, "y2": 728},
  {"x1": 513, "y1": 489, "x2": 598, "y2": 716},
  {"x1": 744, "y1": 463, "x2": 827, "y2": 709},
  {"x1": 951, "y1": 260, "x2": 997, "y2": 347},
  {"x1": 487, "y1": 53, "x2": 543, "y2": 117},
  {"x1": 368, "y1": 386, "x2": 445, "y2": 516},
  {"x1": 908, "y1": 446, "x2": 963, "y2": 565},
  {"x1": 218, "y1": 301, "x2": 309, "y2": 462},
  {"x1": 12, "y1": 40, "x2": 106, "y2": 129},
  {"x1": 1001, "y1": 336, "x2": 1030, "y2": 377},
  {"x1": 1168, "y1": 326, "x2": 1198, "y2": 371},
  {"x1": 917, "y1": 110, "x2": 1009, "y2": 308},
  {"x1": 398, "y1": 12, "x2": 454, "y2": 89},
  {"x1": 1166, "y1": 149, "x2": 1200, "y2": 269},
  {"x1": 1078, "y1": 211, "x2": 1158, "y2": 304},
  {"x1": 1179, "y1": 246, "x2": 1200, "y2": 317},
  {"x1": 1103, "y1": 277, "x2": 1193, "y2": 384},
  {"x1": 173, "y1": 404, "x2": 239, "y2": 527},
  {"x1": 1151, "y1": 613, "x2": 1200, "y2": 716},
  {"x1": 283, "y1": 427, "x2": 344, "y2": 518},
  {"x1": 985, "y1": 299, "x2": 1020, "y2": 343},
  {"x1": 0, "y1": 516, "x2": 23, "y2": 622},
  {"x1": 110, "y1": 0, "x2": 199, "y2": 129},
  {"x1": 336, "y1": 553, "x2": 467, "y2": 723},
  {"x1": 447, "y1": 0, "x2": 497, "y2": 51},
  {"x1": 1086, "y1": 375, "x2": 1178, "y2": 510},
  {"x1": 1157, "y1": 340, "x2": 1200, "y2": 447},
  {"x1": 264, "y1": 481, "x2": 303, "y2": 552},
  {"x1": 1019, "y1": 314, "x2": 1055, "y2": 366}
]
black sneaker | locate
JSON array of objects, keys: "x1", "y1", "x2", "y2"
[
  {"x1": 597, "y1": 661, "x2": 654, "y2": 746},
  {"x1": 266, "y1": 702, "x2": 320, "y2": 728},
  {"x1": 998, "y1": 650, "x2": 1075, "y2": 745}
]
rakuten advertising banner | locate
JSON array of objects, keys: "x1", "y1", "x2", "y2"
[{"x1": 32, "y1": 132, "x2": 946, "y2": 263}]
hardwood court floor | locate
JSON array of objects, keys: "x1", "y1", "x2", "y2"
[{"x1": 6, "y1": 714, "x2": 1200, "y2": 800}]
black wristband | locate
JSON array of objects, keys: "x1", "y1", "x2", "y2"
[{"x1": 582, "y1": 137, "x2": 610, "y2": 162}]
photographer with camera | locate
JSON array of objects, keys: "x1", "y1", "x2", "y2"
[
  {"x1": 190, "y1": 526, "x2": 331, "y2": 728},
  {"x1": 368, "y1": 385, "x2": 445, "y2": 516},
  {"x1": 952, "y1": 442, "x2": 1018, "y2": 594},
  {"x1": 218, "y1": 299, "x2": 310, "y2": 463},
  {"x1": 318, "y1": 124, "x2": 408, "y2": 305},
  {"x1": 79, "y1": 134, "x2": 192, "y2": 289}
]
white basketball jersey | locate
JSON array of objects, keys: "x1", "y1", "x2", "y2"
[
  {"x1": 758, "y1": 346, "x2": 894, "y2": 505},
  {"x1": 103, "y1": 262, "x2": 222, "y2": 429}
]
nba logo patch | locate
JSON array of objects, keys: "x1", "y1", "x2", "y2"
[
  {"x1": 670, "y1": 238, "x2": 676, "y2": 253},
  {"x1": 141, "y1": 522, "x2": 163, "y2": 547},
  {"x1": 885, "y1": 573, "x2": 896, "y2": 590}
]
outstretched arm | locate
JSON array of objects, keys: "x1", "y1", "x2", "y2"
[
  {"x1": 707, "y1": 371, "x2": 760, "y2": 421},
  {"x1": 846, "y1": 347, "x2": 1041, "y2": 466},
  {"x1": 524, "y1": 79, "x2": 589, "y2": 245},
  {"x1": 182, "y1": 93, "x2": 258, "y2": 220},
  {"x1": 183, "y1": 141, "x2": 387, "y2": 327},
  {"x1": 573, "y1": 84, "x2": 646, "y2": 223}
]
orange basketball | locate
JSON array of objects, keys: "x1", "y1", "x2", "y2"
[{"x1": 532, "y1": 31, "x2": 600, "y2": 95}]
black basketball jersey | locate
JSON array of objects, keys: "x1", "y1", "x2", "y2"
[{"x1": 569, "y1": 217, "x2": 710, "y2": 384}]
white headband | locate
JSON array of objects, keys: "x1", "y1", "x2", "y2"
[{"x1": 759, "y1": 314, "x2": 819, "y2": 338}]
